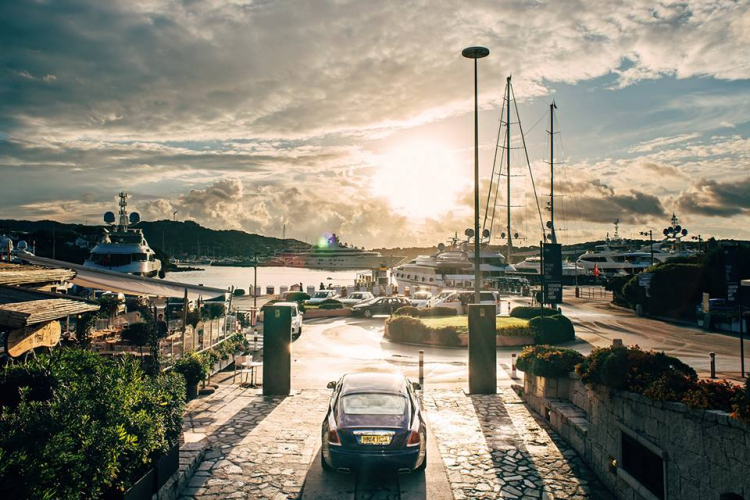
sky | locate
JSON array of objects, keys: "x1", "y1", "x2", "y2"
[{"x1": 1, "y1": 0, "x2": 750, "y2": 249}]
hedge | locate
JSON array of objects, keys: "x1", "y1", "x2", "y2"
[
  {"x1": 510, "y1": 306, "x2": 559, "y2": 320},
  {"x1": 385, "y1": 316, "x2": 462, "y2": 346},
  {"x1": 393, "y1": 306, "x2": 458, "y2": 318},
  {"x1": 284, "y1": 291, "x2": 310, "y2": 302},
  {"x1": 516, "y1": 345, "x2": 584, "y2": 377},
  {"x1": 0, "y1": 349, "x2": 186, "y2": 499},
  {"x1": 317, "y1": 299, "x2": 344, "y2": 310},
  {"x1": 529, "y1": 314, "x2": 575, "y2": 344}
]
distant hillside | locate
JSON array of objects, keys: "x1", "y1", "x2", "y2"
[{"x1": 0, "y1": 219, "x2": 308, "y2": 265}]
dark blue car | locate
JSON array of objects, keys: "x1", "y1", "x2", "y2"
[{"x1": 321, "y1": 373, "x2": 427, "y2": 473}]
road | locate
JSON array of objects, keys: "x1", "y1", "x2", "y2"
[{"x1": 291, "y1": 290, "x2": 749, "y2": 392}]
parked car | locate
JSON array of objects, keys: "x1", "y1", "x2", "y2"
[
  {"x1": 263, "y1": 301, "x2": 303, "y2": 337},
  {"x1": 351, "y1": 296, "x2": 412, "y2": 318},
  {"x1": 339, "y1": 292, "x2": 374, "y2": 307},
  {"x1": 410, "y1": 291, "x2": 433, "y2": 309},
  {"x1": 306, "y1": 290, "x2": 340, "y2": 304},
  {"x1": 321, "y1": 373, "x2": 426, "y2": 473},
  {"x1": 426, "y1": 290, "x2": 500, "y2": 314}
]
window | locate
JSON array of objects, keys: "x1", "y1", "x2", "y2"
[
  {"x1": 341, "y1": 394, "x2": 407, "y2": 415},
  {"x1": 621, "y1": 432, "x2": 665, "y2": 500},
  {"x1": 132, "y1": 253, "x2": 147, "y2": 262}
]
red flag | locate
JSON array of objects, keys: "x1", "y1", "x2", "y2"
[{"x1": 593, "y1": 263, "x2": 600, "y2": 277}]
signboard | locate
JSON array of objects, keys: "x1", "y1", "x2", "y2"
[
  {"x1": 724, "y1": 246, "x2": 740, "y2": 304},
  {"x1": 543, "y1": 243, "x2": 563, "y2": 304},
  {"x1": 6, "y1": 321, "x2": 61, "y2": 358},
  {"x1": 702, "y1": 292, "x2": 710, "y2": 313},
  {"x1": 638, "y1": 272, "x2": 653, "y2": 298}
]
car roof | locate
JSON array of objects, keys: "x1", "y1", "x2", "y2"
[
  {"x1": 340, "y1": 373, "x2": 408, "y2": 396},
  {"x1": 274, "y1": 302, "x2": 299, "y2": 307}
]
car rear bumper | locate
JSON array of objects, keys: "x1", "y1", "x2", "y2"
[{"x1": 328, "y1": 446, "x2": 420, "y2": 471}]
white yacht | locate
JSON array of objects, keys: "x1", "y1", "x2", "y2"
[
  {"x1": 576, "y1": 222, "x2": 652, "y2": 276},
  {"x1": 267, "y1": 233, "x2": 401, "y2": 270},
  {"x1": 84, "y1": 192, "x2": 163, "y2": 277},
  {"x1": 513, "y1": 255, "x2": 586, "y2": 277},
  {"x1": 391, "y1": 235, "x2": 515, "y2": 290}
]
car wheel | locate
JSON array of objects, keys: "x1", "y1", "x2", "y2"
[
  {"x1": 321, "y1": 447, "x2": 332, "y2": 471},
  {"x1": 298, "y1": 326, "x2": 302, "y2": 335},
  {"x1": 416, "y1": 445, "x2": 427, "y2": 471},
  {"x1": 363, "y1": 309, "x2": 373, "y2": 318}
]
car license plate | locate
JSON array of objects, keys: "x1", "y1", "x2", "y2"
[{"x1": 359, "y1": 435, "x2": 391, "y2": 445}]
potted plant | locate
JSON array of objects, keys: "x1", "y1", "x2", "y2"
[
  {"x1": 151, "y1": 372, "x2": 185, "y2": 492},
  {"x1": 173, "y1": 354, "x2": 206, "y2": 400}
]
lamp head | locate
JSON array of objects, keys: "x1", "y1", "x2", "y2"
[{"x1": 462, "y1": 46, "x2": 490, "y2": 59}]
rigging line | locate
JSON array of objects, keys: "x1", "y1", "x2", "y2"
[
  {"x1": 483, "y1": 93, "x2": 507, "y2": 234},
  {"x1": 489, "y1": 119, "x2": 508, "y2": 241},
  {"x1": 510, "y1": 82, "x2": 546, "y2": 242}
]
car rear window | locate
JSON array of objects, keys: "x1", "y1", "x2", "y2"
[{"x1": 341, "y1": 393, "x2": 407, "y2": 415}]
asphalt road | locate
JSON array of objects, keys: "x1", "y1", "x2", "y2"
[{"x1": 291, "y1": 289, "x2": 749, "y2": 392}]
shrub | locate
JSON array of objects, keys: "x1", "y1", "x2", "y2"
[
  {"x1": 496, "y1": 323, "x2": 535, "y2": 337},
  {"x1": 732, "y1": 377, "x2": 750, "y2": 423},
  {"x1": 120, "y1": 322, "x2": 155, "y2": 347},
  {"x1": 516, "y1": 345, "x2": 585, "y2": 378},
  {"x1": 317, "y1": 299, "x2": 344, "y2": 310},
  {"x1": 233, "y1": 288, "x2": 246, "y2": 296},
  {"x1": 284, "y1": 291, "x2": 310, "y2": 303},
  {"x1": 420, "y1": 306, "x2": 458, "y2": 317},
  {"x1": 173, "y1": 353, "x2": 207, "y2": 386},
  {"x1": 0, "y1": 349, "x2": 186, "y2": 499},
  {"x1": 682, "y1": 379, "x2": 742, "y2": 412},
  {"x1": 510, "y1": 306, "x2": 559, "y2": 320},
  {"x1": 529, "y1": 314, "x2": 575, "y2": 344},
  {"x1": 394, "y1": 306, "x2": 421, "y2": 317},
  {"x1": 576, "y1": 346, "x2": 697, "y2": 395},
  {"x1": 201, "y1": 302, "x2": 226, "y2": 320},
  {"x1": 385, "y1": 316, "x2": 461, "y2": 346}
]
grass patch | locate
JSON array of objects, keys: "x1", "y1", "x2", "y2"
[{"x1": 420, "y1": 316, "x2": 530, "y2": 335}]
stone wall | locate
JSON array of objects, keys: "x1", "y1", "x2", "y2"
[{"x1": 521, "y1": 373, "x2": 750, "y2": 500}]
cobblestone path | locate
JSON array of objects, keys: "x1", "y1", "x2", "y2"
[
  {"x1": 424, "y1": 389, "x2": 612, "y2": 500},
  {"x1": 180, "y1": 386, "x2": 328, "y2": 500}
]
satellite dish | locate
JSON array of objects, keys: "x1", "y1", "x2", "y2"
[
  {"x1": 681, "y1": 229, "x2": 688, "y2": 236},
  {"x1": 129, "y1": 212, "x2": 141, "y2": 224},
  {"x1": 17, "y1": 240, "x2": 27, "y2": 250},
  {"x1": 437, "y1": 243, "x2": 446, "y2": 251},
  {"x1": 546, "y1": 221, "x2": 553, "y2": 228},
  {"x1": 663, "y1": 228, "x2": 669, "y2": 236},
  {"x1": 482, "y1": 229, "x2": 490, "y2": 238},
  {"x1": 465, "y1": 228, "x2": 475, "y2": 238},
  {"x1": 514, "y1": 232, "x2": 519, "y2": 239},
  {"x1": 675, "y1": 225, "x2": 682, "y2": 233},
  {"x1": 104, "y1": 211, "x2": 116, "y2": 224}
]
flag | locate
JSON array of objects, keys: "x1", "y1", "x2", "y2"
[{"x1": 593, "y1": 263, "x2": 600, "y2": 278}]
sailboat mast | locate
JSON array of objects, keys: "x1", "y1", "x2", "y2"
[
  {"x1": 506, "y1": 76, "x2": 512, "y2": 264},
  {"x1": 550, "y1": 102, "x2": 557, "y2": 244}
]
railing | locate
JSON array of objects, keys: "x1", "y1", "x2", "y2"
[{"x1": 577, "y1": 287, "x2": 612, "y2": 299}]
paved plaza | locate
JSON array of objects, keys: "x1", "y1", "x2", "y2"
[{"x1": 178, "y1": 379, "x2": 612, "y2": 500}]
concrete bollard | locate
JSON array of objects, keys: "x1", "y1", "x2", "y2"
[
  {"x1": 255, "y1": 286, "x2": 262, "y2": 296},
  {"x1": 511, "y1": 353, "x2": 517, "y2": 379},
  {"x1": 307, "y1": 285, "x2": 317, "y2": 296},
  {"x1": 419, "y1": 350, "x2": 424, "y2": 389},
  {"x1": 710, "y1": 352, "x2": 716, "y2": 379},
  {"x1": 266, "y1": 285, "x2": 275, "y2": 295},
  {"x1": 280, "y1": 285, "x2": 289, "y2": 295}
]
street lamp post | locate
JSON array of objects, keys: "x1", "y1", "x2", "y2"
[
  {"x1": 639, "y1": 230, "x2": 654, "y2": 266},
  {"x1": 462, "y1": 45, "x2": 490, "y2": 305},
  {"x1": 253, "y1": 252, "x2": 258, "y2": 309}
]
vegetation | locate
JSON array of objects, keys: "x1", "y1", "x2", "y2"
[
  {"x1": 420, "y1": 316, "x2": 531, "y2": 336},
  {"x1": 0, "y1": 349, "x2": 185, "y2": 499},
  {"x1": 529, "y1": 314, "x2": 576, "y2": 344},
  {"x1": 516, "y1": 345, "x2": 585, "y2": 378},
  {"x1": 201, "y1": 302, "x2": 226, "y2": 320},
  {"x1": 120, "y1": 322, "x2": 155, "y2": 347},
  {"x1": 317, "y1": 299, "x2": 344, "y2": 310},
  {"x1": 393, "y1": 306, "x2": 458, "y2": 317},
  {"x1": 173, "y1": 353, "x2": 207, "y2": 386},
  {"x1": 386, "y1": 315, "x2": 462, "y2": 346},
  {"x1": 510, "y1": 306, "x2": 559, "y2": 320}
]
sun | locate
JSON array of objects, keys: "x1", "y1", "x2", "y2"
[{"x1": 370, "y1": 140, "x2": 469, "y2": 219}]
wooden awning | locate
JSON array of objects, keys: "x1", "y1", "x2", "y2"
[
  {"x1": 0, "y1": 286, "x2": 99, "y2": 329},
  {"x1": 0, "y1": 262, "x2": 76, "y2": 287}
]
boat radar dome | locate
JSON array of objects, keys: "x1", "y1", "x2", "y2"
[
  {"x1": 482, "y1": 229, "x2": 490, "y2": 238},
  {"x1": 129, "y1": 212, "x2": 141, "y2": 224},
  {"x1": 437, "y1": 243, "x2": 446, "y2": 251},
  {"x1": 17, "y1": 240, "x2": 27, "y2": 251},
  {"x1": 104, "y1": 211, "x2": 116, "y2": 224}
]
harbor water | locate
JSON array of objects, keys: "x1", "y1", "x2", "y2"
[{"x1": 165, "y1": 265, "x2": 370, "y2": 293}]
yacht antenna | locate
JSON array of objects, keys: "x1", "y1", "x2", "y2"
[
  {"x1": 549, "y1": 101, "x2": 558, "y2": 244},
  {"x1": 118, "y1": 192, "x2": 129, "y2": 229},
  {"x1": 505, "y1": 76, "x2": 512, "y2": 263}
]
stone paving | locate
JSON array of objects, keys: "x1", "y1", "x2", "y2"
[
  {"x1": 424, "y1": 389, "x2": 612, "y2": 500},
  {"x1": 180, "y1": 385, "x2": 328, "y2": 500}
]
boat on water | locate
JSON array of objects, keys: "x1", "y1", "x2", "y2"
[
  {"x1": 392, "y1": 234, "x2": 514, "y2": 290},
  {"x1": 84, "y1": 192, "x2": 164, "y2": 277},
  {"x1": 264, "y1": 233, "x2": 402, "y2": 270},
  {"x1": 576, "y1": 221, "x2": 652, "y2": 276}
]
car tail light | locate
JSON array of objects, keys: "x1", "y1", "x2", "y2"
[
  {"x1": 406, "y1": 415, "x2": 421, "y2": 447},
  {"x1": 328, "y1": 415, "x2": 342, "y2": 446}
]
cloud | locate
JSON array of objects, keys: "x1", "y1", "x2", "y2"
[
  {"x1": 629, "y1": 133, "x2": 700, "y2": 153},
  {"x1": 675, "y1": 176, "x2": 750, "y2": 217}
]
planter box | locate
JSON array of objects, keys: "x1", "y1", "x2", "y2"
[
  {"x1": 186, "y1": 383, "x2": 198, "y2": 400},
  {"x1": 154, "y1": 444, "x2": 179, "y2": 492},
  {"x1": 104, "y1": 468, "x2": 155, "y2": 500},
  {"x1": 524, "y1": 373, "x2": 571, "y2": 399}
]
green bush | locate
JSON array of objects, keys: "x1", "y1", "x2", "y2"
[
  {"x1": 733, "y1": 377, "x2": 750, "y2": 423},
  {"x1": 317, "y1": 299, "x2": 344, "y2": 310},
  {"x1": 682, "y1": 379, "x2": 742, "y2": 412},
  {"x1": 233, "y1": 288, "x2": 246, "y2": 296},
  {"x1": 0, "y1": 349, "x2": 186, "y2": 499},
  {"x1": 516, "y1": 345, "x2": 584, "y2": 378},
  {"x1": 393, "y1": 306, "x2": 421, "y2": 317},
  {"x1": 284, "y1": 291, "x2": 310, "y2": 303},
  {"x1": 393, "y1": 306, "x2": 457, "y2": 317},
  {"x1": 201, "y1": 302, "x2": 226, "y2": 320},
  {"x1": 385, "y1": 316, "x2": 461, "y2": 346},
  {"x1": 174, "y1": 353, "x2": 207, "y2": 385},
  {"x1": 120, "y1": 322, "x2": 155, "y2": 347},
  {"x1": 510, "y1": 306, "x2": 559, "y2": 320},
  {"x1": 529, "y1": 314, "x2": 575, "y2": 344}
]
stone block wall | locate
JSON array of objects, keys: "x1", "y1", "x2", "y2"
[{"x1": 521, "y1": 373, "x2": 750, "y2": 500}]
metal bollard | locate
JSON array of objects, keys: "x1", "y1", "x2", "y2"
[
  {"x1": 253, "y1": 334, "x2": 258, "y2": 351},
  {"x1": 418, "y1": 350, "x2": 424, "y2": 389},
  {"x1": 709, "y1": 352, "x2": 716, "y2": 379},
  {"x1": 511, "y1": 353, "x2": 517, "y2": 379}
]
